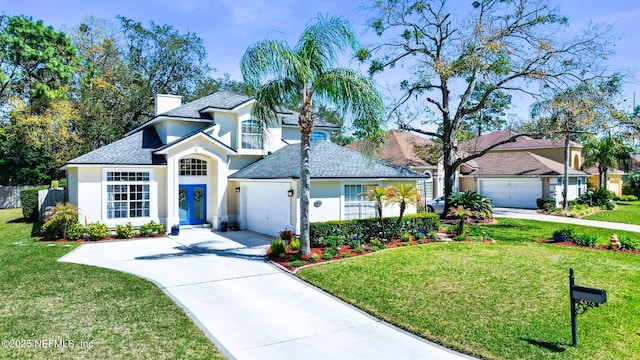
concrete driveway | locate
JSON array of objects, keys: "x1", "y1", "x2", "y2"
[
  {"x1": 493, "y1": 207, "x2": 640, "y2": 233},
  {"x1": 60, "y1": 229, "x2": 473, "y2": 360}
]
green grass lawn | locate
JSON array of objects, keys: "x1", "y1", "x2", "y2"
[
  {"x1": 298, "y1": 218, "x2": 640, "y2": 360},
  {"x1": 583, "y1": 201, "x2": 640, "y2": 225},
  {"x1": 0, "y1": 208, "x2": 224, "y2": 359}
]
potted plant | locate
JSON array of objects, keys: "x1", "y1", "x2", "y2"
[
  {"x1": 171, "y1": 224, "x2": 180, "y2": 236},
  {"x1": 552, "y1": 228, "x2": 569, "y2": 242}
]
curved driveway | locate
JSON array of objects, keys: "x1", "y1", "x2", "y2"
[
  {"x1": 493, "y1": 207, "x2": 640, "y2": 233},
  {"x1": 60, "y1": 229, "x2": 473, "y2": 360}
]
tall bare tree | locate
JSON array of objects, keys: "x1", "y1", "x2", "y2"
[{"x1": 361, "y1": 0, "x2": 615, "y2": 211}]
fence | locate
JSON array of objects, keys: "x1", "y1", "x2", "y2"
[
  {"x1": 0, "y1": 186, "x2": 29, "y2": 209},
  {"x1": 38, "y1": 189, "x2": 67, "y2": 221}
]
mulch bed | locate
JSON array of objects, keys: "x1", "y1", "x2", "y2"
[{"x1": 540, "y1": 239, "x2": 640, "y2": 254}]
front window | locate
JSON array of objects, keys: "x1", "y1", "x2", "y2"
[
  {"x1": 106, "y1": 171, "x2": 150, "y2": 219},
  {"x1": 310, "y1": 131, "x2": 327, "y2": 141},
  {"x1": 344, "y1": 184, "x2": 377, "y2": 220},
  {"x1": 242, "y1": 120, "x2": 263, "y2": 149}
]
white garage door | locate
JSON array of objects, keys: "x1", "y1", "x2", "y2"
[
  {"x1": 245, "y1": 183, "x2": 291, "y2": 237},
  {"x1": 478, "y1": 178, "x2": 542, "y2": 208}
]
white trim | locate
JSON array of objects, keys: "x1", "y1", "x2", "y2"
[
  {"x1": 154, "y1": 132, "x2": 236, "y2": 155},
  {"x1": 101, "y1": 168, "x2": 158, "y2": 227}
]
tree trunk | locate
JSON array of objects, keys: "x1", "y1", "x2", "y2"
[
  {"x1": 299, "y1": 129, "x2": 311, "y2": 255},
  {"x1": 442, "y1": 123, "x2": 457, "y2": 214},
  {"x1": 562, "y1": 134, "x2": 570, "y2": 209}
]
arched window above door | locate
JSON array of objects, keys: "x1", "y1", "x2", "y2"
[{"x1": 180, "y1": 158, "x2": 207, "y2": 176}]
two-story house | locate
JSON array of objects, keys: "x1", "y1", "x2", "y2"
[{"x1": 62, "y1": 91, "x2": 428, "y2": 236}]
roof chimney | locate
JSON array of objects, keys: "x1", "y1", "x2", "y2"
[{"x1": 155, "y1": 94, "x2": 182, "y2": 115}]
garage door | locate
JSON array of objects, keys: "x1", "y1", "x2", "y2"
[
  {"x1": 478, "y1": 178, "x2": 542, "y2": 208},
  {"x1": 245, "y1": 183, "x2": 291, "y2": 236}
]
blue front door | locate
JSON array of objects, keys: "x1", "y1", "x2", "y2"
[{"x1": 179, "y1": 184, "x2": 206, "y2": 225}]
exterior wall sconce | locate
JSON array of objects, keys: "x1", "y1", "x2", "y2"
[
  {"x1": 235, "y1": 187, "x2": 240, "y2": 193},
  {"x1": 287, "y1": 189, "x2": 294, "y2": 197}
]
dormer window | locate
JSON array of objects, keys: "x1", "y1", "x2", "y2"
[
  {"x1": 242, "y1": 120, "x2": 263, "y2": 149},
  {"x1": 310, "y1": 131, "x2": 328, "y2": 141}
]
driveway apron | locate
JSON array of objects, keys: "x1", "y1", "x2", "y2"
[{"x1": 60, "y1": 229, "x2": 472, "y2": 360}]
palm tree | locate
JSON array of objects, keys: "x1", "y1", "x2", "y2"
[
  {"x1": 582, "y1": 136, "x2": 635, "y2": 189},
  {"x1": 388, "y1": 183, "x2": 421, "y2": 225},
  {"x1": 43, "y1": 202, "x2": 78, "y2": 240},
  {"x1": 241, "y1": 16, "x2": 385, "y2": 255},
  {"x1": 363, "y1": 185, "x2": 391, "y2": 239}
]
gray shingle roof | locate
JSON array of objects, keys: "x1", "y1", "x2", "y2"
[
  {"x1": 229, "y1": 141, "x2": 428, "y2": 179},
  {"x1": 160, "y1": 90, "x2": 338, "y2": 128},
  {"x1": 67, "y1": 126, "x2": 166, "y2": 165},
  {"x1": 163, "y1": 91, "x2": 253, "y2": 118}
]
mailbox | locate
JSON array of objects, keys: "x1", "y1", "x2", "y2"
[{"x1": 572, "y1": 285, "x2": 607, "y2": 305}]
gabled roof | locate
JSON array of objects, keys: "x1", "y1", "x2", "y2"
[
  {"x1": 347, "y1": 130, "x2": 437, "y2": 167},
  {"x1": 459, "y1": 130, "x2": 582, "y2": 153},
  {"x1": 159, "y1": 90, "x2": 338, "y2": 128},
  {"x1": 229, "y1": 141, "x2": 429, "y2": 179},
  {"x1": 65, "y1": 126, "x2": 166, "y2": 166},
  {"x1": 153, "y1": 124, "x2": 236, "y2": 155},
  {"x1": 629, "y1": 157, "x2": 640, "y2": 172},
  {"x1": 462, "y1": 152, "x2": 590, "y2": 177}
]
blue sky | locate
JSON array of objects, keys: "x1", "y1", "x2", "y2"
[{"x1": 2, "y1": 0, "x2": 639, "y2": 120}]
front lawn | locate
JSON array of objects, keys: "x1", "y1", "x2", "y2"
[
  {"x1": 298, "y1": 219, "x2": 640, "y2": 360},
  {"x1": 0, "y1": 208, "x2": 224, "y2": 359},
  {"x1": 583, "y1": 201, "x2": 640, "y2": 225}
]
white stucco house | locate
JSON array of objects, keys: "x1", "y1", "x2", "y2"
[{"x1": 62, "y1": 91, "x2": 428, "y2": 236}]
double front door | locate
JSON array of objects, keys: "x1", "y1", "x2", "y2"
[{"x1": 179, "y1": 184, "x2": 206, "y2": 225}]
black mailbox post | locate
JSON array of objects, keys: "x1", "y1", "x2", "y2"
[{"x1": 569, "y1": 268, "x2": 607, "y2": 346}]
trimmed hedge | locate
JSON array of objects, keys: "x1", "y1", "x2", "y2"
[
  {"x1": 310, "y1": 213, "x2": 440, "y2": 246},
  {"x1": 19, "y1": 186, "x2": 49, "y2": 221},
  {"x1": 536, "y1": 197, "x2": 556, "y2": 211}
]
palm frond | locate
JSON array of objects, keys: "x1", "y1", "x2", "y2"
[
  {"x1": 296, "y1": 15, "x2": 358, "y2": 76},
  {"x1": 240, "y1": 40, "x2": 307, "y2": 88}
]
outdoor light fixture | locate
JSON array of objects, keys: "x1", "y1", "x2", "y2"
[
  {"x1": 235, "y1": 187, "x2": 240, "y2": 193},
  {"x1": 287, "y1": 189, "x2": 294, "y2": 197}
]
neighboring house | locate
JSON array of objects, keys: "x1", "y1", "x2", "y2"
[
  {"x1": 456, "y1": 130, "x2": 590, "y2": 208},
  {"x1": 583, "y1": 165, "x2": 625, "y2": 197},
  {"x1": 347, "y1": 130, "x2": 440, "y2": 208},
  {"x1": 62, "y1": 91, "x2": 426, "y2": 236}
]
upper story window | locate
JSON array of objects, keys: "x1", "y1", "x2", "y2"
[
  {"x1": 310, "y1": 131, "x2": 328, "y2": 141},
  {"x1": 180, "y1": 158, "x2": 207, "y2": 176},
  {"x1": 242, "y1": 120, "x2": 264, "y2": 149}
]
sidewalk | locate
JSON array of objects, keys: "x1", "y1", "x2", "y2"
[
  {"x1": 59, "y1": 229, "x2": 474, "y2": 360},
  {"x1": 493, "y1": 207, "x2": 640, "y2": 233}
]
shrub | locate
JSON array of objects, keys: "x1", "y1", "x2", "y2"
[
  {"x1": 323, "y1": 235, "x2": 345, "y2": 249},
  {"x1": 290, "y1": 238, "x2": 301, "y2": 251},
  {"x1": 370, "y1": 245, "x2": 380, "y2": 252},
  {"x1": 341, "y1": 252, "x2": 351, "y2": 258},
  {"x1": 353, "y1": 246, "x2": 363, "y2": 253},
  {"x1": 553, "y1": 227, "x2": 575, "y2": 239},
  {"x1": 41, "y1": 217, "x2": 63, "y2": 240},
  {"x1": 115, "y1": 222, "x2": 136, "y2": 239},
  {"x1": 19, "y1": 186, "x2": 49, "y2": 221},
  {"x1": 310, "y1": 213, "x2": 439, "y2": 243},
  {"x1": 269, "y1": 238, "x2": 286, "y2": 257},
  {"x1": 618, "y1": 236, "x2": 640, "y2": 250},
  {"x1": 449, "y1": 190, "x2": 493, "y2": 218},
  {"x1": 139, "y1": 220, "x2": 164, "y2": 237},
  {"x1": 287, "y1": 260, "x2": 305, "y2": 267},
  {"x1": 577, "y1": 188, "x2": 616, "y2": 209},
  {"x1": 66, "y1": 223, "x2": 85, "y2": 240},
  {"x1": 617, "y1": 194, "x2": 638, "y2": 201},
  {"x1": 454, "y1": 234, "x2": 467, "y2": 241},
  {"x1": 536, "y1": 197, "x2": 557, "y2": 211},
  {"x1": 279, "y1": 229, "x2": 294, "y2": 240},
  {"x1": 308, "y1": 253, "x2": 319, "y2": 263},
  {"x1": 573, "y1": 233, "x2": 599, "y2": 247},
  {"x1": 370, "y1": 238, "x2": 382, "y2": 247},
  {"x1": 87, "y1": 222, "x2": 108, "y2": 241},
  {"x1": 41, "y1": 202, "x2": 79, "y2": 240},
  {"x1": 346, "y1": 236, "x2": 361, "y2": 249},
  {"x1": 400, "y1": 232, "x2": 412, "y2": 242},
  {"x1": 321, "y1": 248, "x2": 337, "y2": 260},
  {"x1": 414, "y1": 232, "x2": 426, "y2": 243}
]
